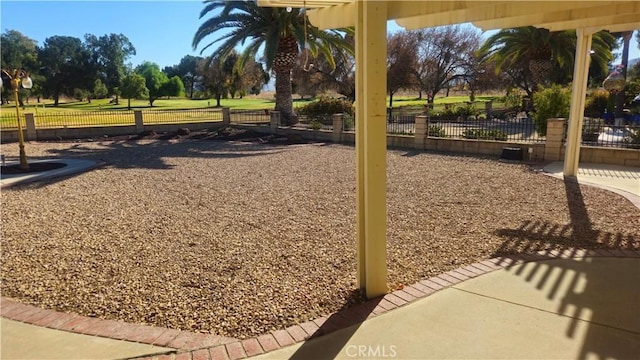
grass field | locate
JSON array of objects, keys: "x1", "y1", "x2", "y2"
[{"x1": 0, "y1": 93, "x2": 508, "y2": 129}]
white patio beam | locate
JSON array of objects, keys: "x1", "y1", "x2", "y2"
[
  {"x1": 564, "y1": 28, "x2": 595, "y2": 177},
  {"x1": 473, "y1": 2, "x2": 639, "y2": 31},
  {"x1": 355, "y1": 0, "x2": 388, "y2": 299},
  {"x1": 397, "y1": 2, "x2": 609, "y2": 30}
]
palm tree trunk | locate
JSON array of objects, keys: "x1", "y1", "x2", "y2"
[
  {"x1": 615, "y1": 31, "x2": 632, "y2": 120},
  {"x1": 275, "y1": 67, "x2": 296, "y2": 125}
]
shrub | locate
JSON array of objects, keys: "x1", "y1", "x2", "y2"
[
  {"x1": 532, "y1": 84, "x2": 571, "y2": 136},
  {"x1": 584, "y1": 89, "x2": 610, "y2": 117},
  {"x1": 298, "y1": 96, "x2": 354, "y2": 120},
  {"x1": 462, "y1": 129, "x2": 508, "y2": 141},
  {"x1": 309, "y1": 120, "x2": 322, "y2": 130},
  {"x1": 455, "y1": 103, "x2": 481, "y2": 119},
  {"x1": 343, "y1": 114, "x2": 355, "y2": 130},
  {"x1": 428, "y1": 125, "x2": 446, "y2": 137},
  {"x1": 625, "y1": 80, "x2": 640, "y2": 111},
  {"x1": 501, "y1": 93, "x2": 522, "y2": 110}
]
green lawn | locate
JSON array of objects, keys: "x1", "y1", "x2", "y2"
[
  {"x1": 3, "y1": 94, "x2": 505, "y2": 113},
  {"x1": 1, "y1": 96, "x2": 315, "y2": 114},
  {"x1": 0, "y1": 94, "x2": 510, "y2": 128}
]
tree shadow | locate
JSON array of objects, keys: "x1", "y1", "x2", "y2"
[
  {"x1": 42, "y1": 139, "x2": 288, "y2": 171},
  {"x1": 289, "y1": 290, "x2": 382, "y2": 360},
  {"x1": 491, "y1": 177, "x2": 640, "y2": 359}
]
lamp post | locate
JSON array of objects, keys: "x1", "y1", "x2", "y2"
[{"x1": 1, "y1": 69, "x2": 33, "y2": 170}]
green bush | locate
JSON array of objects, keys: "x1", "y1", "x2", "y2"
[
  {"x1": 343, "y1": 114, "x2": 355, "y2": 130},
  {"x1": 455, "y1": 103, "x2": 481, "y2": 119},
  {"x1": 309, "y1": 120, "x2": 322, "y2": 130},
  {"x1": 625, "y1": 80, "x2": 640, "y2": 112},
  {"x1": 428, "y1": 125, "x2": 446, "y2": 137},
  {"x1": 462, "y1": 129, "x2": 508, "y2": 141},
  {"x1": 532, "y1": 84, "x2": 571, "y2": 136},
  {"x1": 298, "y1": 96, "x2": 354, "y2": 120},
  {"x1": 584, "y1": 89, "x2": 610, "y2": 117},
  {"x1": 501, "y1": 93, "x2": 522, "y2": 110},
  {"x1": 438, "y1": 105, "x2": 457, "y2": 118}
]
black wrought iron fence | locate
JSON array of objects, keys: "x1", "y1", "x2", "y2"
[
  {"x1": 34, "y1": 111, "x2": 135, "y2": 128},
  {"x1": 229, "y1": 109, "x2": 271, "y2": 124},
  {"x1": 387, "y1": 114, "x2": 416, "y2": 134},
  {"x1": 297, "y1": 114, "x2": 333, "y2": 131},
  {"x1": 428, "y1": 116, "x2": 544, "y2": 143},
  {"x1": 1, "y1": 112, "x2": 19, "y2": 129},
  {"x1": 142, "y1": 108, "x2": 223, "y2": 125},
  {"x1": 580, "y1": 122, "x2": 640, "y2": 149}
]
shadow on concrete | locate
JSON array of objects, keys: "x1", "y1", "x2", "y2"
[
  {"x1": 289, "y1": 292, "x2": 381, "y2": 360},
  {"x1": 492, "y1": 177, "x2": 640, "y2": 359}
]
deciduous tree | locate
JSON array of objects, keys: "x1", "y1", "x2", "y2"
[
  {"x1": 84, "y1": 33, "x2": 136, "y2": 105},
  {"x1": 120, "y1": 73, "x2": 149, "y2": 110},
  {"x1": 412, "y1": 26, "x2": 481, "y2": 106},
  {"x1": 387, "y1": 31, "x2": 419, "y2": 109},
  {"x1": 163, "y1": 55, "x2": 203, "y2": 99},
  {"x1": 38, "y1": 35, "x2": 95, "y2": 106},
  {"x1": 135, "y1": 62, "x2": 165, "y2": 106},
  {"x1": 1, "y1": 30, "x2": 39, "y2": 105}
]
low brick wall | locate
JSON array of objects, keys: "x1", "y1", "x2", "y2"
[
  {"x1": 423, "y1": 137, "x2": 545, "y2": 161},
  {"x1": 3, "y1": 110, "x2": 637, "y2": 168},
  {"x1": 578, "y1": 146, "x2": 640, "y2": 167}
]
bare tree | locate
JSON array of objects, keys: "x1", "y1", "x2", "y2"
[
  {"x1": 387, "y1": 31, "x2": 419, "y2": 108},
  {"x1": 230, "y1": 58, "x2": 269, "y2": 98},
  {"x1": 198, "y1": 53, "x2": 237, "y2": 107},
  {"x1": 411, "y1": 25, "x2": 481, "y2": 105},
  {"x1": 292, "y1": 35, "x2": 356, "y2": 100}
]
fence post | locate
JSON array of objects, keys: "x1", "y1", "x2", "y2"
[
  {"x1": 134, "y1": 110, "x2": 144, "y2": 133},
  {"x1": 270, "y1": 111, "x2": 280, "y2": 131},
  {"x1": 222, "y1": 107, "x2": 230, "y2": 125},
  {"x1": 24, "y1": 113, "x2": 36, "y2": 141},
  {"x1": 333, "y1": 113, "x2": 343, "y2": 143},
  {"x1": 485, "y1": 100, "x2": 493, "y2": 119},
  {"x1": 544, "y1": 118, "x2": 566, "y2": 162},
  {"x1": 415, "y1": 115, "x2": 427, "y2": 150}
]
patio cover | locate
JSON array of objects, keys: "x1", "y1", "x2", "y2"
[{"x1": 258, "y1": 0, "x2": 640, "y2": 298}]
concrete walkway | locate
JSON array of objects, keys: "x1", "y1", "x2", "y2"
[
  {"x1": 1, "y1": 158, "x2": 102, "y2": 188},
  {"x1": 1, "y1": 319, "x2": 172, "y2": 360},
  {"x1": 543, "y1": 162, "x2": 640, "y2": 208},
  {"x1": 2, "y1": 252, "x2": 638, "y2": 360},
  {"x1": 254, "y1": 255, "x2": 640, "y2": 360}
]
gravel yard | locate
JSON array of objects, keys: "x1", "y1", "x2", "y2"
[{"x1": 2, "y1": 135, "x2": 639, "y2": 339}]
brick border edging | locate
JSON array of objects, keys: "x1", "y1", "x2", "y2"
[{"x1": 3, "y1": 248, "x2": 639, "y2": 360}]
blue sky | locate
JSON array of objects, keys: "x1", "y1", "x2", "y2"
[{"x1": 1, "y1": 1, "x2": 638, "y2": 70}]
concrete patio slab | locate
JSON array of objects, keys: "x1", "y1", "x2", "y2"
[
  {"x1": 0, "y1": 318, "x2": 173, "y2": 360},
  {"x1": 1, "y1": 158, "x2": 101, "y2": 189},
  {"x1": 252, "y1": 257, "x2": 640, "y2": 360},
  {"x1": 543, "y1": 162, "x2": 640, "y2": 208}
]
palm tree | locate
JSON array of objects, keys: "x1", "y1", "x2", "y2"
[
  {"x1": 612, "y1": 31, "x2": 634, "y2": 118},
  {"x1": 478, "y1": 26, "x2": 616, "y2": 97},
  {"x1": 193, "y1": 0, "x2": 353, "y2": 124}
]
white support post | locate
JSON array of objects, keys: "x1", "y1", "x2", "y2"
[
  {"x1": 356, "y1": 0, "x2": 388, "y2": 299},
  {"x1": 564, "y1": 28, "x2": 594, "y2": 177}
]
